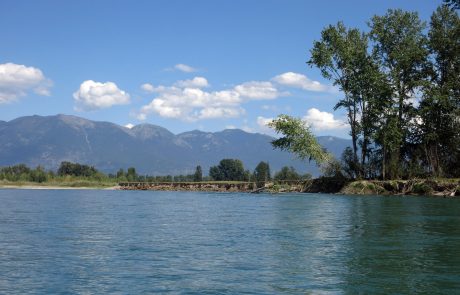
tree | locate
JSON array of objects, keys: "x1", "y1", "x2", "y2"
[
  {"x1": 253, "y1": 161, "x2": 271, "y2": 187},
  {"x1": 209, "y1": 159, "x2": 246, "y2": 181},
  {"x1": 116, "y1": 168, "x2": 125, "y2": 179},
  {"x1": 126, "y1": 167, "x2": 137, "y2": 182},
  {"x1": 308, "y1": 22, "x2": 370, "y2": 178},
  {"x1": 369, "y1": 9, "x2": 428, "y2": 179},
  {"x1": 57, "y1": 161, "x2": 98, "y2": 177},
  {"x1": 444, "y1": 0, "x2": 460, "y2": 10},
  {"x1": 30, "y1": 166, "x2": 47, "y2": 183},
  {"x1": 309, "y1": 22, "x2": 391, "y2": 179},
  {"x1": 268, "y1": 115, "x2": 331, "y2": 165},
  {"x1": 193, "y1": 165, "x2": 203, "y2": 182},
  {"x1": 419, "y1": 5, "x2": 460, "y2": 177},
  {"x1": 273, "y1": 166, "x2": 309, "y2": 182}
]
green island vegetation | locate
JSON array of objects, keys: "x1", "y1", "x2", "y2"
[
  {"x1": 266, "y1": 3, "x2": 460, "y2": 196},
  {"x1": 297, "y1": 3, "x2": 459, "y2": 181},
  {"x1": 0, "y1": 160, "x2": 311, "y2": 191},
  {"x1": 1, "y1": 2, "x2": 458, "y2": 196}
]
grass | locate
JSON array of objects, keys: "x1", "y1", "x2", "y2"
[{"x1": 0, "y1": 179, "x2": 117, "y2": 189}]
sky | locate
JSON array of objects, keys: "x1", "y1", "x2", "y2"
[{"x1": 0, "y1": 0, "x2": 442, "y2": 137}]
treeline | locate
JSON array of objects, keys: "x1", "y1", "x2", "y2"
[
  {"x1": 0, "y1": 162, "x2": 109, "y2": 183},
  {"x1": 0, "y1": 160, "x2": 311, "y2": 185},
  {"x1": 308, "y1": 4, "x2": 459, "y2": 179},
  {"x1": 118, "y1": 159, "x2": 310, "y2": 187}
]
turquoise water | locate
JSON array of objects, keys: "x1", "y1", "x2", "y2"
[{"x1": 0, "y1": 190, "x2": 459, "y2": 294}]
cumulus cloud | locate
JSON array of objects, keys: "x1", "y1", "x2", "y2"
[
  {"x1": 137, "y1": 71, "x2": 335, "y2": 122},
  {"x1": 175, "y1": 77, "x2": 209, "y2": 88},
  {"x1": 174, "y1": 63, "x2": 197, "y2": 73},
  {"x1": 141, "y1": 83, "x2": 154, "y2": 93},
  {"x1": 234, "y1": 81, "x2": 283, "y2": 99},
  {"x1": 257, "y1": 116, "x2": 274, "y2": 128},
  {"x1": 137, "y1": 77, "x2": 284, "y2": 121},
  {"x1": 125, "y1": 123, "x2": 135, "y2": 129},
  {"x1": 302, "y1": 108, "x2": 347, "y2": 131},
  {"x1": 199, "y1": 106, "x2": 245, "y2": 119},
  {"x1": 255, "y1": 116, "x2": 276, "y2": 134},
  {"x1": 73, "y1": 80, "x2": 131, "y2": 111},
  {"x1": 273, "y1": 72, "x2": 332, "y2": 92},
  {"x1": 0, "y1": 62, "x2": 52, "y2": 103}
]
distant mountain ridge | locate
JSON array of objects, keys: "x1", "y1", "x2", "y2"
[{"x1": 0, "y1": 114, "x2": 352, "y2": 176}]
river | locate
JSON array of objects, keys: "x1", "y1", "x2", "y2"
[{"x1": 0, "y1": 189, "x2": 459, "y2": 293}]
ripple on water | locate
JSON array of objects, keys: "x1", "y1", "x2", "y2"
[{"x1": 0, "y1": 190, "x2": 459, "y2": 294}]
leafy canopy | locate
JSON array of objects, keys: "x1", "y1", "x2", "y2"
[{"x1": 268, "y1": 115, "x2": 331, "y2": 165}]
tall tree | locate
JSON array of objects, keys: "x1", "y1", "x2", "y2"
[
  {"x1": 253, "y1": 161, "x2": 271, "y2": 187},
  {"x1": 126, "y1": 167, "x2": 137, "y2": 182},
  {"x1": 369, "y1": 9, "x2": 428, "y2": 179},
  {"x1": 444, "y1": 0, "x2": 460, "y2": 10},
  {"x1": 308, "y1": 22, "x2": 387, "y2": 178},
  {"x1": 209, "y1": 159, "x2": 246, "y2": 181},
  {"x1": 419, "y1": 5, "x2": 460, "y2": 176},
  {"x1": 193, "y1": 165, "x2": 203, "y2": 182},
  {"x1": 308, "y1": 23, "x2": 365, "y2": 177}
]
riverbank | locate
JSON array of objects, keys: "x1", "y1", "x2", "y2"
[
  {"x1": 118, "y1": 178, "x2": 460, "y2": 197},
  {"x1": 339, "y1": 179, "x2": 460, "y2": 197},
  {"x1": 0, "y1": 180, "x2": 118, "y2": 190},
  {"x1": 2, "y1": 178, "x2": 459, "y2": 197}
]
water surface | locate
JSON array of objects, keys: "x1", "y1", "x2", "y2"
[{"x1": 0, "y1": 190, "x2": 459, "y2": 293}]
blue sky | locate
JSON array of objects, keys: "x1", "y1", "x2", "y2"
[{"x1": 0, "y1": 0, "x2": 441, "y2": 137}]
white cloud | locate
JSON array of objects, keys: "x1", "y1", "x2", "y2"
[
  {"x1": 137, "y1": 78, "x2": 285, "y2": 121},
  {"x1": 175, "y1": 77, "x2": 209, "y2": 88},
  {"x1": 302, "y1": 108, "x2": 347, "y2": 131},
  {"x1": 125, "y1": 123, "x2": 135, "y2": 129},
  {"x1": 174, "y1": 63, "x2": 197, "y2": 73},
  {"x1": 141, "y1": 83, "x2": 154, "y2": 93},
  {"x1": 273, "y1": 72, "x2": 332, "y2": 92},
  {"x1": 0, "y1": 62, "x2": 52, "y2": 103},
  {"x1": 255, "y1": 116, "x2": 276, "y2": 134},
  {"x1": 234, "y1": 81, "x2": 283, "y2": 99},
  {"x1": 73, "y1": 80, "x2": 131, "y2": 111},
  {"x1": 137, "y1": 72, "x2": 335, "y2": 122},
  {"x1": 241, "y1": 125, "x2": 254, "y2": 133},
  {"x1": 257, "y1": 116, "x2": 274, "y2": 128},
  {"x1": 198, "y1": 106, "x2": 245, "y2": 119}
]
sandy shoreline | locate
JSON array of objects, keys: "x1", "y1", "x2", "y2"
[{"x1": 0, "y1": 185, "x2": 120, "y2": 190}]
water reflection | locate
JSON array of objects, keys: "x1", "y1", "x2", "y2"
[{"x1": 343, "y1": 196, "x2": 460, "y2": 293}]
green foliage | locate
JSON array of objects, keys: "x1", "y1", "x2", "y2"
[
  {"x1": 274, "y1": 166, "x2": 311, "y2": 182},
  {"x1": 126, "y1": 167, "x2": 137, "y2": 182},
  {"x1": 341, "y1": 147, "x2": 359, "y2": 179},
  {"x1": 321, "y1": 159, "x2": 345, "y2": 179},
  {"x1": 308, "y1": 22, "x2": 387, "y2": 179},
  {"x1": 29, "y1": 166, "x2": 47, "y2": 183},
  {"x1": 209, "y1": 159, "x2": 247, "y2": 181},
  {"x1": 418, "y1": 5, "x2": 460, "y2": 177},
  {"x1": 412, "y1": 182, "x2": 434, "y2": 195},
  {"x1": 58, "y1": 161, "x2": 98, "y2": 177},
  {"x1": 268, "y1": 115, "x2": 331, "y2": 165},
  {"x1": 116, "y1": 168, "x2": 125, "y2": 179},
  {"x1": 193, "y1": 165, "x2": 203, "y2": 182},
  {"x1": 0, "y1": 163, "x2": 114, "y2": 185},
  {"x1": 444, "y1": 0, "x2": 460, "y2": 10},
  {"x1": 307, "y1": 5, "x2": 460, "y2": 179},
  {"x1": 369, "y1": 9, "x2": 428, "y2": 179},
  {"x1": 253, "y1": 161, "x2": 271, "y2": 188}
]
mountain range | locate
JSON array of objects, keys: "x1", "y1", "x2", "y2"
[{"x1": 0, "y1": 114, "x2": 351, "y2": 176}]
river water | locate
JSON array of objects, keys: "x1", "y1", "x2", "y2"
[{"x1": 0, "y1": 189, "x2": 459, "y2": 294}]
